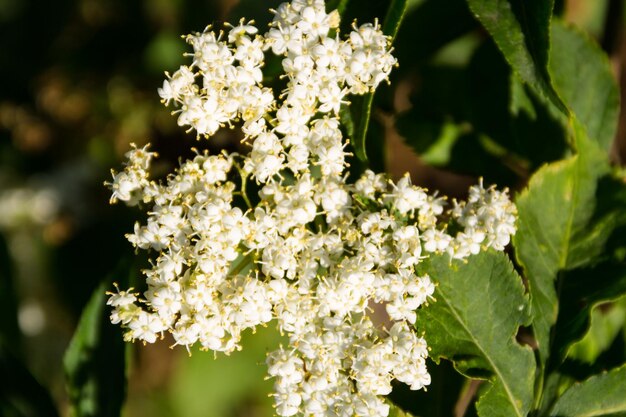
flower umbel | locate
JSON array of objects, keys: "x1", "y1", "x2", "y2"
[{"x1": 106, "y1": 1, "x2": 518, "y2": 416}]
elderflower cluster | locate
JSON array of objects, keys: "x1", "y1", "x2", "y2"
[{"x1": 106, "y1": 1, "x2": 518, "y2": 416}]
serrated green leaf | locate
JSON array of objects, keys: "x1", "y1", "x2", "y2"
[
  {"x1": 382, "y1": 0, "x2": 408, "y2": 43},
  {"x1": 465, "y1": 0, "x2": 565, "y2": 112},
  {"x1": 352, "y1": 0, "x2": 407, "y2": 162},
  {"x1": 507, "y1": 73, "x2": 570, "y2": 167},
  {"x1": 549, "y1": 20, "x2": 620, "y2": 152},
  {"x1": 549, "y1": 365, "x2": 626, "y2": 416},
  {"x1": 64, "y1": 268, "x2": 128, "y2": 417},
  {"x1": 416, "y1": 251, "x2": 535, "y2": 417},
  {"x1": 514, "y1": 134, "x2": 610, "y2": 366}
]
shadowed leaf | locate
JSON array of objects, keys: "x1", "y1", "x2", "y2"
[
  {"x1": 64, "y1": 263, "x2": 130, "y2": 417},
  {"x1": 549, "y1": 20, "x2": 620, "y2": 152},
  {"x1": 549, "y1": 365, "x2": 626, "y2": 417},
  {"x1": 465, "y1": 0, "x2": 565, "y2": 112}
]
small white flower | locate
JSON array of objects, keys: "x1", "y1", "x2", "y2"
[{"x1": 106, "y1": 3, "x2": 518, "y2": 416}]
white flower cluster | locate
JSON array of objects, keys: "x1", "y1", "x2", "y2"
[{"x1": 106, "y1": 1, "x2": 518, "y2": 416}]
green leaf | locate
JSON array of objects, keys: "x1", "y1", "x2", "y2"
[
  {"x1": 464, "y1": 41, "x2": 567, "y2": 172},
  {"x1": 568, "y1": 298, "x2": 626, "y2": 364},
  {"x1": 554, "y1": 258, "x2": 626, "y2": 368},
  {"x1": 326, "y1": 0, "x2": 350, "y2": 15},
  {"x1": 388, "y1": 403, "x2": 417, "y2": 417},
  {"x1": 382, "y1": 0, "x2": 408, "y2": 42},
  {"x1": 510, "y1": 73, "x2": 537, "y2": 120},
  {"x1": 416, "y1": 251, "x2": 535, "y2": 417},
  {"x1": 168, "y1": 325, "x2": 285, "y2": 417},
  {"x1": 64, "y1": 266, "x2": 129, "y2": 417},
  {"x1": 507, "y1": 74, "x2": 570, "y2": 167},
  {"x1": 351, "y1": 94, "x2": 374, "y2": 163},
  {"x1": 549, "y1": 20, "x2": 620, "y2": 152},
  {"x1": 401, "y1": 121, "x2": 462, "y2": 167},
  {"x1": 339, "y1": 103, "x2": 354, "y2": 138},
  {"x1": 352, "y1": 0, "x2": 408, "y2": 162},
  {"x1": 514, "y1": 134, "x2": 611, "y2": 366},
  {"x1": 549, "y1": 365, "x2": 626, "y2": 416},
  {"x1": 394, "y1": 55, "x2": 521, "y2": 185},
  {"x1": 396, "y1": 39, "x2": 568, "y2": 183},
  {"x1": 394, "y1": 0, "x2": 477, "y2": 71},
  {"x1": 465, "y1": 0, "x2": 565, "y2": 112}
]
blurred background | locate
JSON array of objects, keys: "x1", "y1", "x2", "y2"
[{"x1": 0, "y1": 0, "x2": 624, "y2": 416}]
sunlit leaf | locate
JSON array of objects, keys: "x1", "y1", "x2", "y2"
[
  {"x1": 416, "y1": 251, "x2": 535, "y2": 417},
  {"x1": 514, "y1": 133, "x2": 612, "y2": 366}
]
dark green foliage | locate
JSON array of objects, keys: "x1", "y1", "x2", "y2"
[
  {"x1": 389, "y1": 0, "x2": 626, "y2": 415},
  {"x1": 63, "y1": 262, "x2": 131, "y2": 417},
  {"x1": 388, "y1": 359, "x2": 466, "y2": 417}
]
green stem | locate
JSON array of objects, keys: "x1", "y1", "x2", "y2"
[
  {"x1": 233, "y1": 159, "x2": 252, "y2": 209},
  {"x1": 240, "y1": 174, "x2": 252, "y2": 209}
]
